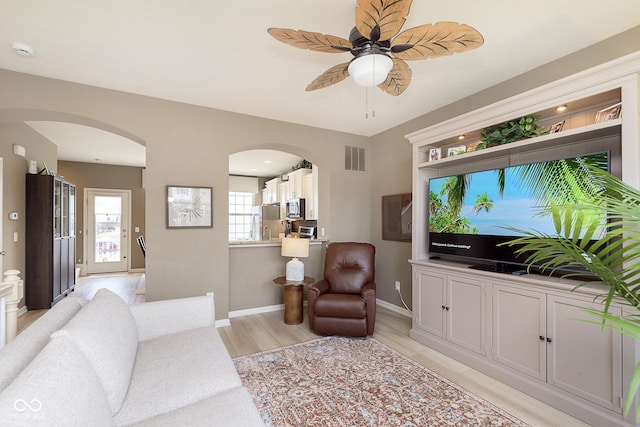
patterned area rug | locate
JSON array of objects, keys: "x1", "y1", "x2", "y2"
[{"x1": 233, "y1": 336, "x2": 529, "y2": 427}]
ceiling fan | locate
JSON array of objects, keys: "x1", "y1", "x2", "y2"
[{"x1": 268, "y1": 0, "x2": 484, "y2": 96}]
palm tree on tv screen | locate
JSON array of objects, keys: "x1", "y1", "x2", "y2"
[{"x1": 430, "y1": 153, "x2": 609, "y2": 235}]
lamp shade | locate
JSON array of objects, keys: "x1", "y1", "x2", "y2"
[
  {"x1": 281, "y1": 237, "x2": 309, "y2": 258},
  {"x1": 348, "y1": 54, "x2": 393, "y2": 87}
]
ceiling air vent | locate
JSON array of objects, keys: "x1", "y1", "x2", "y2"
[{"x1": 345, "y1": 146, "x2": 365, "y2": 172}]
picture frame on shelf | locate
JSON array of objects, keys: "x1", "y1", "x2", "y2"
[
  {"x1": 549, "y1": 120, "x2": 565, "y2": 134},
  {"x1": 166, "y1": 185, "x2": 213, "y2": 229},
  {"x1": 429, "y1": 148, "x2": 441, "y2": 161},
  {"x1": 447, "y1": 146, "x2": 467, "y2": 157},
  {"x1": 595, "y1": 102, "x2": 622, "y2": 123}
]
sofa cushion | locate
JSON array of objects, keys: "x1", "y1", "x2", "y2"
[
  {"x1": 52, "y1": 289, "x2": 138, "y2": 415},
  {"x1": 0, "y1": 297, "x2": 84, "y2": 392},
  {"x1": 130, "y1": 294, "x2": 215, "y2": 342},
  {"x1": 0, "y1": 333, "x2": 114, "y2": 427},
  {"x1": 113, "y1": 326, "x2": 242, "y2": 425},
  {"x1": 131, "y1": 386, "x2": 264, "y2": 427}
]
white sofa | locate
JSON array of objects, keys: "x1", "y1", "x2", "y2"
[{"x1": 0, "y1": 289, "x2": 265, "y2": 426}]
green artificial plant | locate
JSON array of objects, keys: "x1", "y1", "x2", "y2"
[
  {"x1": 502, "y1": 166, "x2": 640, "y2": 419},
  {"x1": 475, "y1": 116, "x2": 547, "y2": 151}
]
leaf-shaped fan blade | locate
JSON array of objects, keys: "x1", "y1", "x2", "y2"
[
  {"x1": 268, "y1": 28, "x2": 351, "y2": 53},
  {"x1": 306, "y1": 62, "x2": 351, "y2": 91},
  {"x1": 391, "y1": 22, "x2": 484, "y2": 61},
  {"x1": 356, "y1": 0, "x2": 413, "y2": 42},
  {"x1": 378, "y1": 58, "x2": 411, "y2": 96}
]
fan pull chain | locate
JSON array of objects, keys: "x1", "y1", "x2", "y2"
[{"x1": 365, "y1": 87, "x2": 376, "y2": 119}]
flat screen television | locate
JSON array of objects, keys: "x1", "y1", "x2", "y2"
[{"x1": 427, "y1": 151, "x2": 611, "y2": 274}]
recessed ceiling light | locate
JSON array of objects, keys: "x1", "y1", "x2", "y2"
[
  {"x1": 264, "y1": 160, "x2": 272, "y2": 164},
  {"x1": 556, "y1": 105, "x2": 567, "y2": 112},
  {"x1": 458, "y1": 135, "x2": 465, "y2": 140},
  {"x1": 11, "y1": 42, "x2": 35, "y2": 57}
]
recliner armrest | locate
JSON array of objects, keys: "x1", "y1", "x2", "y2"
[
  {"x1": 308, "y1": 279, "x2": 330, "y2": 297},
  {"x1": 361, "y1": 282, "x2": 376, "y2": 299}
]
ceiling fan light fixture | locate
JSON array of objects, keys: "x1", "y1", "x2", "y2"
[{"x1": 348, "y1": 54, "x2": 393, "y2": 87}]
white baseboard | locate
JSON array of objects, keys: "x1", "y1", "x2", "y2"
[
  {"x1": 215, "y1": 319, "x2": 231, "y2": 327},
  {"x1": 17, "y1": 306, "x2": 28, "y2": 317},
  {"x1": 377, "y1": 298, "x2": 412, "y2": 318},
  {"x1": 229, "y1": 303, "x2": 285, "y2": 319},
  {"x1": 129, "y1": 268, "x2": 145, "y2": 273}
]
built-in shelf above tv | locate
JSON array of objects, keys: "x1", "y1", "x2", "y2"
[{"x1": 416, "y1": 119, "x2": 621, "y2": 170}]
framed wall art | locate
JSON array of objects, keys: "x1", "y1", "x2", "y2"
[
  {"x1": 595, "y1": 102, "x2": 621, "y2": 123},
  {"x1": 549, "y1": 120, "x2": 565, "y2": 133},
  {"x1": 382, "y1": 193, "x2": 412, "y2": 242},
  {"x1": 447, "y1": 146, "x2": 467, "y2": 157},
  {"x1": 166, "y1": 185, "x2": 213, "y2": 228}
]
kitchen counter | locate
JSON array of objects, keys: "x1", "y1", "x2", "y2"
[{"x1": 229, "y1": 238, "x2": 327, "y2": 248}]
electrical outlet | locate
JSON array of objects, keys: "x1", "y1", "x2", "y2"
[{"x1": 395, "y1": 281, "x2": 401, "y2": 292}]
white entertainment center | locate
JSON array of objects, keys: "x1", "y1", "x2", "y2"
[{"x1": 406, "y1": 52, "x2": 640, "y2": 427}]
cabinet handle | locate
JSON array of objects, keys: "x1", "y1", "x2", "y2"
[
  {"x1": 546, "y1": 337, "x2": 552, "y2": 343},
  {"x1": 445, "y1": 306, "x2": 450, "y2": 311},
  {"x1": 441, "y1": 305, "x2": 446, "y2": 310},
  {"x1": 539, "y1": 336, "x2": 545, "y2": 341}
]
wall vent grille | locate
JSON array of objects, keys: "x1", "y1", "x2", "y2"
[{"x1": 345, "y1": 146, "x2": 365, "y2": 172}]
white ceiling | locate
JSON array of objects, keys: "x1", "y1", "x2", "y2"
[{"x1": 2, "y1": 1, "x2": 640, "y2": 172}]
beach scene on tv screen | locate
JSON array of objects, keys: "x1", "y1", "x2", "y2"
[{"x1": 428, "y1": 153, "x2": 608, "y2": 238}]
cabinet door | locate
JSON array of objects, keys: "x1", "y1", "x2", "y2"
[
  {"x1": 53, "y1": 239, "x2": 62, "y2": 302},
  {"x1": 60, "y1": 238, "x2": 69, "y2": 295},
  {"x1": 279, "y1": 181, "x2": 289, "y2": 204},
  {"x1": 413, "y1": 268, "x2": 446, "y2": 338},
  {"x1": 303, "y1": 174, "x2": 314, "y2": 219},
  {"x1": 68, "y1": 237, "x2": 76, "y2": 291},
  {"x1": 447, "y1": 275, "x2": 486, "y2": 355},
  {"x1": 492, "y1": 284, "x2": 546, "y2": 381},
  {"x1": 54, "y1": 179, "x2": 62, "y2": 238},
  {"x1": 547, "y1": 295, "x2": 623, "y2": 412}
]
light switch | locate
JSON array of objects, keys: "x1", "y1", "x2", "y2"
[
  {"x1": 13, "y1": 231, "x2": 18, "y2": 242},
  {"x1": 135, "y1": 226, "x2": 140, "y2": 232}
]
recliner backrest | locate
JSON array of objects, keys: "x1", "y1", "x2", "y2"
[{"x1": 324, "y1": 242, "x2": 375, "y2": 294}]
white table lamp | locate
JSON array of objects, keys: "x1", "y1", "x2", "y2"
[{"x1": 281, "y1": 237, "x2": 310, "y2": 282}]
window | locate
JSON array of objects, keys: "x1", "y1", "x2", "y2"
[{"x1": 229, "y1": 192, "x2": 255, "y2": 241}]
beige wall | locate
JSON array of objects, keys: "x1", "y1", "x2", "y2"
[
  {"x1": 229, "y1": 242, "x2": 326, "y2": 311},
  {"x1": 0, "y1": 123, "x2": 57, "y2": 308},
  {"x1": 57, "y1": 161, "x2": 146, "y2": 271},
  {"x1": 0, "y1": 74, "x2": 371, "y2": 319}
]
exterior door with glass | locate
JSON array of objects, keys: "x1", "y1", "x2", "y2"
[{"x1": 85, "y1": 189, "x2": 130, "y2": 274}]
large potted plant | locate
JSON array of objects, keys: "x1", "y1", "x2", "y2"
[{"x1": 502, "y1": 166, "x2": 640, "y2": 419}]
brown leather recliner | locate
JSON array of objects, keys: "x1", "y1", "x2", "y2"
[{"x1": 307, "y1": 242, "x2": 376, "y2": 337}]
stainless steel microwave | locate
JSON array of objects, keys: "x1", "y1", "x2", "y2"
[{"x1": 286, "y1": 198, "x2": 305, "y2": 219}]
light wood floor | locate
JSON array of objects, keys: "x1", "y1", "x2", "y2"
[{"x1": 17, "y1": 274, "x2": 587, "y2": 427}]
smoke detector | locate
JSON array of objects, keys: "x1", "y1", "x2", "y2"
[{"x1": 11, "y1": 42, "x2": 35, "y2": 57}]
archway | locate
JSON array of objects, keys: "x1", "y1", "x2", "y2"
[{"x1": 228, "y1": 148, "x2": 320, "y2": 241}]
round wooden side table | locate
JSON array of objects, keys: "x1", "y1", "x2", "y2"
[{"x1": 273, "y1": 276, "x2": 314, "y2": 325}]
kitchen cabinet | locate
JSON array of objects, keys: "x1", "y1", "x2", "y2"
[
  {"x1": 284, "y1": 168, "x2": 310, "y2": 199},
  {"x1": 264, "y1": 177, "x2": 280, "y2": 204},
  {"x1": 413, "y1": 267, "x2": 486, "y2": 356},
  {"x1": 302, "y1": 173, "x2": 315, "y2": 219},
  {"x1": 25, "y1": 174, "x2": 76, "y2": 309}
]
